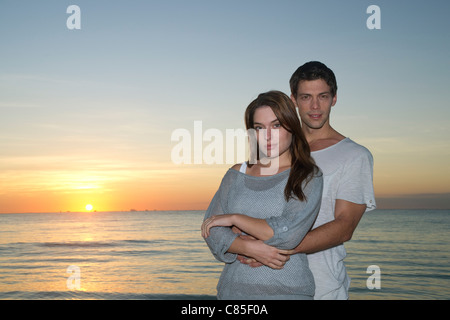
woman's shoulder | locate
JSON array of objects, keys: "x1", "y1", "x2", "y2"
[
  {"x1": 230, "y1": 163, "x2": 242, "y2": 171},
  {"x1": 230, "y1": 162, "x2": 249, "y2": 174},
  {"x1": 221, "y1": 164, "x2": 242, "y2": 181},
  {"x1": 307, "y1": 168, "x2": 324, "y2": 191}
]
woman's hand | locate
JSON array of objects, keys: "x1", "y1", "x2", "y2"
[
  {"x1": 204, "y1": 218, "x2": 290, "y2": 269},
  {"x1": 243, "y1": 238, "x2": 290, "y2": 270},
  {"x1": 202, "y1": 214, "x2": 235, "y2": 238}
]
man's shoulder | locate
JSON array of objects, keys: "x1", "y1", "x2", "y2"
[
  {"x1": 313, "y1": 137, "x2": 371, "y2": 156},
  {"x1": 339, "y1": 138, "x2": 373, "y2": 158},
  {"x1": 312, "y1": 138, "x2": 373, "y2": 174}
]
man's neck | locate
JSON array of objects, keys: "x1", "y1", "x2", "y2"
[{"x1": 303, "y1": 125, "x2": 346, "y2": 152}]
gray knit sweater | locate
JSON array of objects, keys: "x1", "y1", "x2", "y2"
[{"x1": 203, "y1": 167, "x2": 323, "y2": 300}]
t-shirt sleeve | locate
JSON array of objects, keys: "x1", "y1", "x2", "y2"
[
  {"x1": 264, "y1": 173, "x2": 323, "y2": 250},
  {"x1": 336, "y1": 149, "x2": 376, "y2": 212},
  {"x1": 203, "y1": 171, "x2": 239, "y2": 263}
]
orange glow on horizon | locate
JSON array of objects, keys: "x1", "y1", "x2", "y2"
[
  {"x1": 1, "y1": 154, "x2": 449, "y2": 213},
  {"x1": 0, "y1": 164, "x2": 227, "y2": 213}
]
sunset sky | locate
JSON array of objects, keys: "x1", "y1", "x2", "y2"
[{"x1": 1, "y1": 0, "x2": 449, "y2": 213}]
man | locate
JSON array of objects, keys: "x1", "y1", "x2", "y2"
[
  {"x1": 287, "y1": 61, "x2": 376, "y2": 299},
  {"x1": 231, "y1": 61, "x2": 376, "y2": 299}
]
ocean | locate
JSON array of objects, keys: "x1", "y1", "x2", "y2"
[{"x1": 0, "y1": 209, "x2": 449, "y2": 300}]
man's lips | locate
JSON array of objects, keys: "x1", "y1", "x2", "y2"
[{"x1": 309, "y1": 114, "x2": 322, "y2": 120}]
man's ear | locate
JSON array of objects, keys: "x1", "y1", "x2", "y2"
[
  {"x1": 331, "y1": 93, "x2": 337, "y2": 107},
  {"x1": 290, "y1": 94, "x2": 297, "y2": 106}
]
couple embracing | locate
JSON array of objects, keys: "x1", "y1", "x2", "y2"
[{"x1": 202, "y1": 61, "x2": 376, "y2": 300}]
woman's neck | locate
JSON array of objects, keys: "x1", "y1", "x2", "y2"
[{"x1": 249, "y1": 152, "x2": 291, "y2": 176}]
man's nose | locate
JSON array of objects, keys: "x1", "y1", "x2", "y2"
[{"x1": 311, "y1": 97, "x2": 320, "y2": 110}]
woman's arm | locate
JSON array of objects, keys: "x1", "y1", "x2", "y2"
[
  {"x1": 263, "y1": 174, "x2": 323, "y2": 250},
  {"x1": 202, "y1": 170, "x2": 240, "y2": 263},
  {"x1": 203, "y1": 174, "x2": 323, "y2": 250},
  {"x1": 202, "y1": 214, "x2": 273, "y2": 240},
  {"x1": 228, "y1": 236, "x2": 290, "y2": 270},
  {"x1": 202, "y1": 217, "x2": 291, "y2": 269}
]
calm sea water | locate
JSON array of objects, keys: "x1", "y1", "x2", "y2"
[{"x1": 0, "y1": 209, "x2": 449, "y2": 300}]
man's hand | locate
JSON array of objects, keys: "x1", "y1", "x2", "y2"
[
  {"x1": 237, "y1": 254, "x2": 263, "y2": 268},
  {"x1": 229, "y1": 226, "x2": 290, "y2": 269},
  {"x1": 238, "y1": 237, "x2": 290, "y2": 270},
  {"x1": 235, "y1": 234, "x2": 263, "y2": 268}
]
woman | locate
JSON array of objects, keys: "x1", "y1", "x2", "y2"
[{"x1": 201, "y1": 90, "x2": 323, "y2": 300}]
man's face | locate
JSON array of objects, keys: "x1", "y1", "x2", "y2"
[{"x1": 291, "y1": 79, "x2": 337, "y2": 131}]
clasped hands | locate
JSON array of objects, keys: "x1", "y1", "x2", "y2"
[{"x1": 202, "y1": 214, "x2": 295, "y2": 270}]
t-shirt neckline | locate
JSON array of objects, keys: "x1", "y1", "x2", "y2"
[{"x1": 311, "y1": 137, "x2": 349, "y2": 154}]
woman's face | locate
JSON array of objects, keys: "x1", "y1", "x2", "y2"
[{"x1": 252, "y1": 106, "x2": 292, "y2": 159}]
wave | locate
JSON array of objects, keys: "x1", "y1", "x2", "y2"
[
  {"x1": 0, "y1": 291, "x2": 216, "y2": 300},
  {"x1": 40, "y1": 241, "x2": 115, "y2": 248},
  {"x1": 37, "y1": 239, "x2": 163, "y2": 248}
]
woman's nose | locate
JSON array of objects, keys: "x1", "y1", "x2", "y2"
[{"x1": 264, "y1": 128, "x2": 271, "y2": 141}]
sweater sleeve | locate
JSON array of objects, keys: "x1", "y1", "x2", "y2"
[
  {"x1": 203, "y1": 170, "x2": 239, "y2": 263},
  {"x1": 264, "y1": 172, "x2": 323, "y2": 250}
]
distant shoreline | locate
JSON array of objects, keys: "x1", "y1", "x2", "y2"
[
  {"x1": 1, "y1": 208, "x2": 449, "y2": 215},
  {"x1": 0, "y1": 209, "x2": 207, "y2": 214}
]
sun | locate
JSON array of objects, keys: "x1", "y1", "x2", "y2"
[{"x1": 85, "y1": 204, "x2": 94, "y2": 211}]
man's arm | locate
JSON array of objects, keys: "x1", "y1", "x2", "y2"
[
  {"x1": 227, "y1": 235, "x2": 290, "y2": 270},
  {"x1": 238, "y1": 199, "x2": 366, "y2": 267},
  {"x1": 290, "y1": 199, "x2": 366, "y2": 254},
  {"x1": 203, "y1": 220, "x2": 289, "y2": 269}
]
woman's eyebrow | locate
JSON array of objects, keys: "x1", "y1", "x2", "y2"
[{"x1": 253, "y1": 119, "x2": 279, "y2": 125}]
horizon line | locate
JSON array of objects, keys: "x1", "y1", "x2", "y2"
[{"x1": 1, "y1": 208, "x2": 450, "y2": 215}]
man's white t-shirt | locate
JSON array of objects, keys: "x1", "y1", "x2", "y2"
[{"x1": 308, "y1": 137, "x2": 376, "y2": 299}]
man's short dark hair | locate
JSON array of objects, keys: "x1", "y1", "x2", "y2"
[{"x1": 289, "y1": 61, "x2": 338, "y2": 98}]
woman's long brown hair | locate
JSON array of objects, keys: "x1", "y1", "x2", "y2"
[{"x1": 244, "y1": 90, "x2": 319, "y2": 201}]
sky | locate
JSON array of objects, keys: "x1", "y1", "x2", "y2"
[{"x1": 1, "y1": 0, "x2": 449, "y2": 213}]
